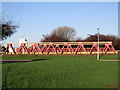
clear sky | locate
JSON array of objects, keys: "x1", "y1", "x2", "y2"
[{"x1": 2, "y1": 2, "x2": 118, "y2": 45}]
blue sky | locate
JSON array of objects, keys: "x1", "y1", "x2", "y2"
[{"x1": 2, "y1": 2, "x2": 118, "y2": 45}]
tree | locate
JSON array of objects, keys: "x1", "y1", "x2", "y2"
[
  {"x1": 1, "y1": 19, "x2": 19, "y2": 40},
  {"x1": 51, "y1": 26, "x2": 76, "y2": 41},
  {"x1": 41, "y1": 26, "x2": 77, "y2": 42},
  {"x1": 74, "y1": 37, "x2": 83, "y2": 42},
  {"x1": 41, "y1": 34, "x2": 69, "y2": 42},
  {"x1": 84, "y1": 34, "x2": 120, "y2": 50}
]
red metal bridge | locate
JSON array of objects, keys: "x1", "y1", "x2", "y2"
[{"x1": 3, "y1": 41, "x2": 118, "y2": 55}]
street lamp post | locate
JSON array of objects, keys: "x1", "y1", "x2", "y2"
[{"x1": 97, "y1": 27, "x2": 100, "y2": 60}]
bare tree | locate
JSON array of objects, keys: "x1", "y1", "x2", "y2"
[{"x1": 51, "y1": 26, "x2": 76, "y2": 41}]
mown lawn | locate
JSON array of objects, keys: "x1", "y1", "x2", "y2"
[{"x1": 2, "y1": 54, "x2": 119, "y2": 88}]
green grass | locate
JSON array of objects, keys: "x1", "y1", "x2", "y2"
[
  {"x1": 2, "y1": 54, "x2": 119, "y2": 88},
  {"x1": 100, "y1": 54, "x2": 118, "y2": 60}
]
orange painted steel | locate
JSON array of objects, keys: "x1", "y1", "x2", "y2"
[
  {"x1": 3, "y1": 41, "x2": 117, "y2": 55},
  {"x1": 3, "y1": 43, "x2": 16, "y2": 55},
  {"x1": 8, "y1": 41, "x2": 112, "y2": 45},
  {"x1": 31, "y1": 43, "x2": 42, "y2": 54},
  {"x1": 17, "y1": 43, "x2": 30, "y2": 54},
  {"x1": 42, "y1": 44, "x2": 48, "y2": 54},
  {"x1": 54, "y1": 44, "x2": 61, "y2": 54},
  {"x1": 75, "y1": 43, "x2": 86, "y2": 54},
  {"x1": 103, "y1": 43, "x2": 116, "y2": 54},
  {"x1": 61, "y1": 43, "x2": 73, "y2": 54},
  {"x1": 90, "y1": 43, "x2": 99, "y2": 54},
  {"x1": 46, "y1": 43, "x2": 56, "y2": 54}
]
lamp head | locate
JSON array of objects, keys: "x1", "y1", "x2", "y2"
[{"x1": 97, "y1": 27, "x2": 100, "y2": 30}]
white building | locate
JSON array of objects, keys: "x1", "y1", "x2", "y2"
[{"x1": 19, "y1": 37, "x2": 28, "y2": 47}]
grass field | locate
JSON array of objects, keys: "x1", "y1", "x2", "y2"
[{"x1": 2, "y1": 54, "x2": 119, "y2": 88}]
